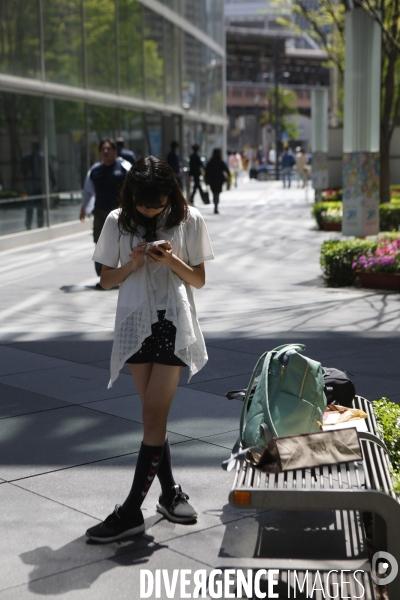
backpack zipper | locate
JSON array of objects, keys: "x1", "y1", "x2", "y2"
[{"x1": 299, "y1": 359, "x2": 309, "y2": 397}]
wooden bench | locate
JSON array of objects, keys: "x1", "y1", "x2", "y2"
[{"x1": 229, "y1": 396, "x2": 400, "y2": 599}]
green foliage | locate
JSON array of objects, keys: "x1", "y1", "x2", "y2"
[
  {"x1": 312, "y1": 202, "x2": 342, "y2": 228},
  {"x1": 373, "y1": 397, "x2": 400, "y2": 495},
  {"x1": 320, "y1": 234, "x2": 400, "y2": 286},
  {"x1": 312, "y1": 201, "x2": 400, "y2": 231},
  {"x1": 263, "y1": 86, "x2": 299, "y2": 141},
  {"x1": 320, "y1": 239, "x2": 378, "y2": 287},
  {"x1": 379, "y1": 204, "x2": 400, "y2": 231}
]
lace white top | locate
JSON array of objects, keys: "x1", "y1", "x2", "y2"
[{"x1": 92, "y1": 206, "x2": 214, "y2": 387}]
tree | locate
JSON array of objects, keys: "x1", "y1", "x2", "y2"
[
  {"x1": 276, "y1": 0, "x2": 400, "y2": 204},
  {"x1": 262, "y1": 86, "x2": 300, "y2": 144}
]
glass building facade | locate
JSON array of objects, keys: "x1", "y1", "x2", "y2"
[{"x1": 0, "y1": 0, "x2": 225, "y2": 237}]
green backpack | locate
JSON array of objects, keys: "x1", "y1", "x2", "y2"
[{"x1": 240, "y1": 344, "x2": 327, "y2": 448}]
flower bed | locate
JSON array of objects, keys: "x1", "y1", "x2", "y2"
[
  {"x1": 321, "y1": 189, "x2": 342, "y2": 202},
  {"x1": 320, "y1": 234, "x2": 400, "y2": 287},
  {"x1": 311, "y1": 201, "x2": 342, "y2": 229},
  {"x1": 352, "y1": 237, "x2": 400, "y2": 273}
]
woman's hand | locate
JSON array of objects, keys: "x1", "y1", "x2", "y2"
[
  {"x1": 147, "y1": 243, "x2": 205, "y2": 289},
  {"x1": 145, "y1": 242, "x2": 173, "y2": 266},
  {"x1": 129, "y1": 242, "x2": 147, "y2": 271}
]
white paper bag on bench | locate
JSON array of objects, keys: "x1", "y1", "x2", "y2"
[{"x1": 246, "y1": 428, "x2": 362, "y2": 473}]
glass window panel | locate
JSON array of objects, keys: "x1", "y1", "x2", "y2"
[
  {"x1": 88, "y1": 104, "x2": 119, "y2": 165},
  {"x1": 206, "y1": 124, "x2": 223, "y2": 160},
  {"x1": 205, "y1": 48, "x2": 224, "y2": 117},
  {"x1": 183, "y1": 34, "x2": 205, "y2": 114},
  {"x1": 0, "y1": 0, "x2": 41, "y2": 79},
  {"x1": 120, "y1": 109, "x2": 145, "y2": 161},
  {"x1": 206, "y1": 0, "x2": 224, "y2": 46},
  {"x1": 162, "y1": 0, "x2": 181, "y2": 11},
  {"x1": 145, "y1": 113, "x2": 162, "y2": 156},
  {"x1": 165, "y1": 22, "x2": 180, "y2": 106},
  {"x1": 46, "y1": 99, "x2": 86, "y2": 226},
  {"x1": 0, "y1": 92, "x2": 47, "y2": 235},
  {"x1": 118, "y1": 0, "x2": 143, "y2": 97},
  {"x1": 84, "y1": 0, "x2": 117, "y2": 93},
  {"x1": 42, "y1": 0, "x2": 84, "y2": 87},
  {"x1": 143, "y1": 9, "x2": 165, "y2": 103}
]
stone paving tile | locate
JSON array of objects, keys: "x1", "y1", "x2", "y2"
[
  {"x1": 82, "y1": 387, "x2": 243, "y2": 439},
  {"x1": 206, "y1": 331, "x2": 400, "y2": 362},
  {"x1": 0, "y1": 383, "x2": 70, "y2": 419},
  {"x1": 0, "y1": 405, "x2": 147, "y2": 480},
  {"x1": 0, "y1": 482, "x2": 151, "y2": 593},
  {"x1": 0, "y1": 364, "x2": 135, "y2": 404},
  {"x1": 184, "y1": 373, "x2": 252, "y2": 397},
  {"x1": 0, "y1": 345, "x2": 72, "y2": 377},
  {"x1": 9, "y1": 333, "x2": 114, "y2": 364},
  {"x1": 0, "y1": 543, "x2": 214, "y2": 600}
]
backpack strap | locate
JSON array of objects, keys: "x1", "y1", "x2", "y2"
[{"x1": 240, "y1": 350, "x2": 271, "y2": 443}]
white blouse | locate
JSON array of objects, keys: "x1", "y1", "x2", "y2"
[{"x1": 92, "y1": 206, "x2": 214, "y2": 387}]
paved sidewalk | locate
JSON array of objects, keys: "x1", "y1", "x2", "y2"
[{"x1": 0, "y1": 180, "x2": 399, "y2": 599}]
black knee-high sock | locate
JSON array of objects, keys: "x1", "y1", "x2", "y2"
[
  {"x1": 121, "y1": 442, "x2": 164, "y2": 517},
  {"x1": 157, "y1": 438, "x2": 176, "y2": 495}
]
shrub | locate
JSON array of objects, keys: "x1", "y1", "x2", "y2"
[
  {"x1": 320, "y1": 234, "x2": 400, "y2": 286},
  {"x1": 312, "y1": 202, "x2": 400, "y2": 231},
  {"x1": 320, "y1": 239, "x2": 378, "y2": 286},
  {"x1": 373, "y1": 397, "x2": 400, "y2": 496},
  {"x1": 379, "y1": 204, "x2": 400, "y2": 231},
  {"x1": 312, "y1": 202, "x2": 343, "y2": 228}
]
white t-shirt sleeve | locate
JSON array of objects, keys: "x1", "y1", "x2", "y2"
[
  {"x1": 92, "y1": 211, "x2": 120, "y2": 268},
  {"x1": 185, "y1": 208, "x2": 214, "y2": 266}
]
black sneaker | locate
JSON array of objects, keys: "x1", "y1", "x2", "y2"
[
  {"x1": 156, "y1": 484, "x2": 198, "y2": 523},
  {"x1": 86, "y1": 505, "x2": 145, "y2": 543}
]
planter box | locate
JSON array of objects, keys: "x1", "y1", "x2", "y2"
[
  {"x1": 357, "y1": 271, "x2": 400, "y2": 291},
  {"x1": 321, "y1": 221, "x2": 342, "y2": 231}
]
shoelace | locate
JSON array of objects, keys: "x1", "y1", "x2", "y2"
[
  {"x1": 169, "y1": 491, "x2": 189, "y2": 511},
  {"x1": 103, "y1": 505, "x2": 122, "y2": 526}
]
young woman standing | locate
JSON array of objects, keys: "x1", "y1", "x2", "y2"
[{"x1": 86, "y1": 157, "x2": 214, "y2": 542}]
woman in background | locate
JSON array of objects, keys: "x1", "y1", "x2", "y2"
[{"x1": 205, "y1": 148, "x2": 230, "y2": 214}]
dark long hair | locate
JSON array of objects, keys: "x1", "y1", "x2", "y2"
[{"x1": 118, "y1": 156, "x2": 188, "y2": 237}]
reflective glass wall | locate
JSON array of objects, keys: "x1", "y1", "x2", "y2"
[{"x1": 0, "y1": 0, "x2": 225, "y2": 237}]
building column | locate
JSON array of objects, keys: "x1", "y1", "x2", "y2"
[
  {"x1": 311, "y1": 88, "x2": 329, "y2": 200},
  {"x1": 342, "y1": 8, "x2": 381, "y2": 236}
]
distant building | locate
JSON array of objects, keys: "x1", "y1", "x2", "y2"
[{"x1": 225, "y1": 0, "x2": 329, "y2": 153}]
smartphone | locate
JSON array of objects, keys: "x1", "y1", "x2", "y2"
[{"x1": 145, "y1": 239, "x2": 168, "y2": 253}]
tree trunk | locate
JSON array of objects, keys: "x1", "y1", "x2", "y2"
[{"x1": 380, "y1": 130, "x2": 391, "y2": 204}]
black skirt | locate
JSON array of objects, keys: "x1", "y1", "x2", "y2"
[{"x1": 126, "y1": 310, "x2": 187, "y2": 367}]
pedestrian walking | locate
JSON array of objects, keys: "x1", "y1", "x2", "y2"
[
  {"x1": 205, "y1": 148, "x2": 230, "y2": 214},
  {"x1": 79, "y1": 138, "x2": 131, "y2": 287},
  {"x1": 295, "y1": 146, "x2": 309, "y2": 188},
  {"x1": 166, "y1": 141, "x2": 182, "y2": 189},
  {"x1": 85, "y1": 156, "x2": 214, "y2": 542},
  {"x1": 248, "y1": 151, "x2": 259, "y2": 181},
  {"x1": 189, "y1": 144, "x2": 205, "y2": 204},
  {"x1": 116, "y1": 137, "x2": 136, "y2": 165},
  {"x1": 228, "y1": 150, "x2": 243, "y2": 188},
  {"x1": 280, "y1": 147, "x2": 295, "y2": 188}
]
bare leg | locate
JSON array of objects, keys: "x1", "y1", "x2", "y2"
[{"x1": 129, "y1": 363, "x2": 182, "y2": 445}]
